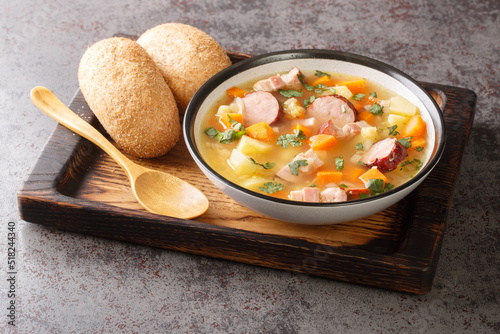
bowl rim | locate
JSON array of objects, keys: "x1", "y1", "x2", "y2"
[{"x1": 183, "y1": 49, "x2": 447, "y2": 208}]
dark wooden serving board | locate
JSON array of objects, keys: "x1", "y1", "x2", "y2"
[{"x1": 18, "y1": 51, "x2": 476, "y2": 294}]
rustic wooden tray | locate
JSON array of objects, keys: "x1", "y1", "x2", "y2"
[{"x1": 18, "y1": 51, "x2": 476, "y2": 294}]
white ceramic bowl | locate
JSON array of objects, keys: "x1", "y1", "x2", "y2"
[{"x1": 183, "y1": 50, "x2": 446, "y2": 225}]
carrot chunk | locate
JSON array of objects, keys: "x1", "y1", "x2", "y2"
[
  {"x1": 219, "y1": 113, "x2": 243, "y2": 128},
  {"x1": 293, "y1": 123, "x2": 311, "y2": 138},
  {"x1": 359, "y1": 167, "x2": 389, "y2": 185},
  {"x1": 344, "y1": 167, "x2": 365, "y2": 184},
  {"x1": 317, "y1": 171, "x2": 343, "y2": 185},
  {"x1": 311, "y1": 75, "x2": 336, "y2": 87},
  {"x1": 358, "y1": 110, "x2": 375, "y2": 124},
  {"x1": 336, "y1": 79, "x2": 366, "y2": 94},
  {"x1": 245, "y1": 122, "x2": 276, "y2": 142},
  {"x1": 408, "y1": 137, "x2": 426, "y2": 152},
  {"x1": 226, "y1": 86, "x2": 247, "y2": 98},
  {"x1": 403, "y1": 115, "x2": 426, "y2": 138},
  {"x1": 309, "y1": 134, "x2": 338, "y2": 150}
]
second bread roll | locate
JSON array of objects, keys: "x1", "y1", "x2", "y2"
[
  {"x1": 78, "y1": 37, "x2": 180, "y2": 158},
  {"x1": 137, "y1": 23, "x2": 232, "y2": 112}
]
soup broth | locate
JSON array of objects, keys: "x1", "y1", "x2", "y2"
[{"x1": 199, "y1": 67, "x2": 429, "y2": 203}]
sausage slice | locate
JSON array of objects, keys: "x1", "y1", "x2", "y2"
[
  {"x1": 360, "y1": 138, "x2": 408, "y2": 172},
  {"x1": 242, "y1": 91, "x2": 282, "y2": 127},
  {"x1": 306, "y1": 94, "x2": 357, "y2": 127}
]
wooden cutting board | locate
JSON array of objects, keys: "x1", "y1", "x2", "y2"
[{"x1": 18, "y1": 50, "x2": 476, "y2": 294}]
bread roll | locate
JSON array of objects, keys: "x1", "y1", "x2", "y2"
[
  {"x1": 137, "y1": 23, "x2": 232, "y2": 112},
  {"x1": 78, "y1": 37, "x2": 180, "y2": 158}
]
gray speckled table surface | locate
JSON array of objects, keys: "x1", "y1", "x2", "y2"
[{"x1": 1, "y1": 0, "x2": 499, "y2": 333}]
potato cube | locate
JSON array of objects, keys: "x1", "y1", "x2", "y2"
[
  {"x1": 228, "y1": 149, "x2": 258, "y2": 175},
  {"x1": 387, "y1": 114, "x2": 409, "y2": 129},
  {"x1": 237, "y1": 135, "x2": 273, "y2": 156},
  {"x1": 283, "y1": 98, "x2": 306, "y2": 119},
  {"x1": 217, "y1": 105, "x2": 231, "y2": 115},
  {"x1": 389, "y1": 96, "x2": 418, "y2": 117},
  {"x1": 333, "y1": 85, "x2": 353, "y2": 99},
  {"x1": 361, "y1": 126, "x2": 381, "y2": 142}
]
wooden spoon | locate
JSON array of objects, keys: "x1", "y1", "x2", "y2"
[{"x1": 30, "y1": 86, "x2": 209, "y2": 219}]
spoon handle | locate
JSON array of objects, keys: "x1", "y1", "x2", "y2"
[{"x1": 30, "y1": 86, "x2": 137, "y2": 177}]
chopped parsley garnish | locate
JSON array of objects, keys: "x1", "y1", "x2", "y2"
[
  {"x1": 315, "y1": 70, "x2": 331, "y2": 77},
  {"x1": 352, "y1": 93, "x2": 366, "y2": 101},
  {"x1": 205, "y1": 126, "x2": 246, "y2": 144},
  {"x1": 369, "y1": 92, "x2": 378, "y2": 98},
  {"x1": 369, "y1": 103, "x2": 384, "y2": 116},
  {"x1": 335, "y1": 157, "x2": 344, "y2": 171},
  {"x1": 416, "y1": 146, "x2": 424, "y2": 152},
  {"x1": 248, "y1": 158, "x2": 276, "y2": 169},
  {"x1": 303, "y1": 96, "x2": 316, "y2": 108},
  {"x1": 297, "y1": 74, "x2": 315, "y2": 91},
  {"x1": 204, "y1": 116, "x2": 246, "y2": 144},
  {"x1": 277, "y1": 129, "x2": 307, "y2": 148},
  {"x1": 249, "y1": 158, "x2": 275, "y2": 169},
  {"x1": 359, "y1": 193, "x2": 369, "y2": 199},
  {"x1": 279, "y1": 89, "x2": 303, "y2": 98},
  {"x1": 397, "y1": 136, "x2": 413, "y2": 149},
  {"x1": 366, "y1": 179, "x2": 395, "y2": 196},
  {"x1": 399, "y1": 158, "x2": 423, "y2": 171},
  {"x1": 339, "y1": 184, "x2": 348, "y2": 188},
  {"x1": 309, "y1": 184, "x2": 317, "y2": 187},
  {"x1": 388, "y1": 125, "x2": 399, "y2": 136},
  {"x1": 355, "y1": 142, "x2": 364, "y2": 151},
  {"x1": 288, "y1": 159, "x2": 308, "y2": 176},
  {"x1": 259, "y1": 182, "x2": 284, "y2": 194},
  {"x1": 358, "y1": 161, "x2": 367, "y2": 166},
  {"x1": 341, "y1": 105, "x2": 347, "y2": 113}
]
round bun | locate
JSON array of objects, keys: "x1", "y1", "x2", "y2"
[
  {"x1": 78, "y1": 37, "x2": 180, "y2": 158},
  {"x1": 137, "y1": 23, "x2": 232, "y2": 112}
]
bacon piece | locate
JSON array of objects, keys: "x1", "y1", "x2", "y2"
[
  {"x1": 253, "y1": 67, "x2": 302, "y2": 92},
  {"x1": 318, "y1": 120, "x2": 361, "y2": 140},
  {"x1": 276, "y1": 149, "x2": 324, "y2": 183},
  {"x1": 320, "y1": 187, "x2": 348, "y2": 203}
]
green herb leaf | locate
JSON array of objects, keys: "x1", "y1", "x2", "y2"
[
  {"x1": 304, "y1": 96, "x2": 316, "y2": 108},
  {"x1": 399, "y1": 158, "x2": 423, "y2": 171},
  {"x1": 388, "y1": 125, "x2": 399, "y2": 136},
  {"x1": 227, "y1": 114, "x2": 245, "y2": 131},
  {"x1": 359, "y1": 193, "x2": 369, "y2": 199},
  {"x1": 369, "y1": 92, "x2": 378, "y2": 98},
  {"x1": 358, "y1": 161, "x2": 367, "y2": 167},
  {"x1": 297, "y1": 74, "x2": 315, "y2": 91},
  {"x1": 278, "y1": 89, "x2": 303, "y2": 98},
  {"x1": 259, "y1": 182, "x2": 284, "y2": 194},
  {"x1": 398, "y1": 136, "x2": 413, "y2": 149},
  {"x1": 355, "y1": 142, "x2": 364, "y2": 151},
  {"x1": 384, "y1": 183, "x2": 395, "y2": 192},
  {"x1": 249, "y1": 158, "x2": 275, "y2": 169},
  {"x1": 366, "y1": 178, "x2": 385, "y2": 195},
  {"x1": 315, "y1": 70, "x2": 331, "y2": 77},
  {"x1": 277, "y1": 129, "x2": 307, "y2": 148},
  {"x1": 369, "y1": 103, "x2": 384, "y2": 116},
  {"x1": 288, "y1": 159, "x2": 308, "y2": 176},
  {"x1": 309, "y1": 184, "x2": 317, "y2": 187},
  {"x1": 416, "y1": 146, "x2": 424, "y2": 152},
  {"x1": 352, "y1": 93, "x2": 366, "y2": 101},
  {"x1": 339, "y1": 184, "x2": 348, "y2": 188},
  {"x1": 205, "y1": 127, "x2": 219, "y2": 139},
  {"x1": 335, "y1": 157, "x2": 344, "y2": 171},
  {"x1": 204, "y1": 127, "x2": 246, "y2": 144}
]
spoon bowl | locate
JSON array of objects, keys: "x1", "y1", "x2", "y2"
[{"x1": 31, "y1": 86, "x2": 209, "y2": 219}]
